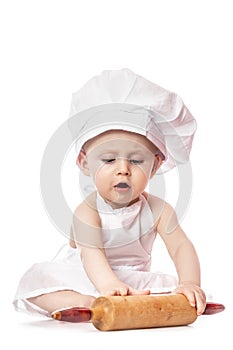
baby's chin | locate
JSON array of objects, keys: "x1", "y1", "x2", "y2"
[{"x1": 104, "y1": 193, "x2": 141, "y2": 209}]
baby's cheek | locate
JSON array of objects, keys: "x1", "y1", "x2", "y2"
[{"x1": 136, "y1": 166, "x2": 151, "y2": 180}]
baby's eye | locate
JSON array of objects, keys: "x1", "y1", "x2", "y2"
[
  {"x1": 130, "y1": 159, "x2": 144, "y2": 164},
  {"x1": 102, "y1": 158, "x2": 116, "y2": 163}
]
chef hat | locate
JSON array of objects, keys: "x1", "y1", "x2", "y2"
[{"x1": 68, "y1": 68, "x2": 197, "y2": 173}]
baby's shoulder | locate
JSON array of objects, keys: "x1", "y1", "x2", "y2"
[{"x1": 144, "y1": 192, "x2": 176, "y2": 224}]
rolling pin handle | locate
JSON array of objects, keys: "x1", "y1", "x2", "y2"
[{"x1": 51, "y1": 307, "x2": 92, "y2": 322}]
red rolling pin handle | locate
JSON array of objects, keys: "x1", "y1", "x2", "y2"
[
  {"x1": 51, "y1": 307, "x2": 92, "y2": 322},
  {"x1": 203, "y1": 302, "x2": 225, "y2": 315}
]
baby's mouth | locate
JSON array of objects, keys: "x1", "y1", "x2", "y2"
[{"x1": 114, "y1": 182, "x2": 130, "y2": 189}]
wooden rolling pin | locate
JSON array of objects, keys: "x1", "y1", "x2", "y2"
[{"x1": 51, "y1": 294, "x2": 225, "y2": 331}]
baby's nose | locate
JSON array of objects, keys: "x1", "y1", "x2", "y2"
[{"x1": 116, "y1": 159, "x2": 131, "y2": 176}]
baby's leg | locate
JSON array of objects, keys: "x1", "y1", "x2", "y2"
[{"x1": 28, "y1": 290, "x2": 95, "y2": 313}]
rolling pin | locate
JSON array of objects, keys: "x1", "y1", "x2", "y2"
[{"x1": 51, "y1": 294, "x2": 225, "y2": 331}]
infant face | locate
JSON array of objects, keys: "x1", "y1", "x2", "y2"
[{"x1": 82, "y1": 130, "x2": 161, "y2": 208}]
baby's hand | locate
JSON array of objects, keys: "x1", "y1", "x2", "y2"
[
  {"x1": 174, "y1": 282, "x2": 206, "y2": 315},
  {"x1": 100, "y1": 282, "x2": 150, "y2": 297}
]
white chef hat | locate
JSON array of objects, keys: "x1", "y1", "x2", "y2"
[{"x1": 68, "y1": 68, "x2": 197, "y2": 173}]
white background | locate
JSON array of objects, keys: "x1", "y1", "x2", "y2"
[{"x1": 1, "y1": 0, "x2": 232, "y2": 349}]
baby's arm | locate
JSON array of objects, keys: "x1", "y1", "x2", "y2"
[
  {"x1": 72, "y1": 195, "x2": 149, "y2": 297},
  {"x1": 153, "y1": 198, "x2": 206, "y2": 315},
  {"x1": 78, "y1": 244, "x2": 149, "y2": 296}
]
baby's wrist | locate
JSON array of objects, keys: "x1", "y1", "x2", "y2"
[{"x1": 178, "y1": 281, "x2": 200, "y2": 287}]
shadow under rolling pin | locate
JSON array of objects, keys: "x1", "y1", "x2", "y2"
[{"x1": 51, "y1": 294, "x2": 225, "y2": 331}]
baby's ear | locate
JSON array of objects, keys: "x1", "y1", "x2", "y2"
[
  {"x1": 150, "y1": 154, "x2": 163, "y2": 178},
  {"x1": 76, "y1": 150, "x2": 90, "y2": 176}
]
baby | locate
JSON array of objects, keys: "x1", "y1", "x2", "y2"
[{"x1": 13, "y1": 69, "x2": 206, "y2": 317}]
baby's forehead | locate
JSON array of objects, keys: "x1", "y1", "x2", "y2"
[{"x1": 83, "y1": 130, "x2": 158, "y2": 154}]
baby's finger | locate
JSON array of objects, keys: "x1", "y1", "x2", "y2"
[
  {"x1": 195, "y1": 293, "x2": 206, "y2": 315},
  {"x1": 108, "y1": 288, "x2": 128, "y2": 296},
  {"x1": 128, "y1": 288, "x2": 150, "y2": 296},
  {"x1": 118, "y1": 288, "x2": 129, "y2": 296}
]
